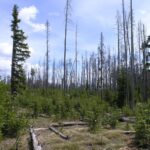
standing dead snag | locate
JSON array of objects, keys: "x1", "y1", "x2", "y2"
[
  {"x1": 116, "y1": 11, "x2": 121, "y2": 73},
  {"x1": 45, "y1": 20, "x2": 50, "y2": 89},
  {"x1": 130, "y1": 0, "x2": 135, "y2": 108},
  {"x1": 63, "y1": 0, "x2": 71, "y2": 91},
  {"x1": 97, "y1": 32, "x2": 104, "y2": 99},
  {"x1": 122, "y1": 0, "x2": 129, "y2": 106},
  {"x1": 75, "y1": 24, "x2": 78, "y2": 88}
]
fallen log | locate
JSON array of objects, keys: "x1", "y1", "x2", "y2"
[
  {"x1": 51, "y1": 121, "x2": 87, "y2": 127},
  {"x1": 49, "y1": 126, "x2": 69, "y2": 140},
  {"x1": 30, "y1": 128, "x2": 42, "y2": 150},
  {"x1": 122, "y1": 131, "x2": 135, "y2": 134},
  {"x1": 33, "y1": 121, "x2": 87, "y2": 132},
  {"x1": 34, "y1": 128, "x2": 48, "y2": 131},
  {"x1": 119, "y1": 117, "x2": 135, "y2": 123}
]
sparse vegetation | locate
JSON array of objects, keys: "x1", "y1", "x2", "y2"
[{"x1": 0, "y1": 0, "x2": 150, "y2": 149}]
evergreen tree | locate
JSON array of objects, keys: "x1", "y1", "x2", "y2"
[
  {"x1": 117, "y1": 68, "x2": 127, "y2": 107},
  {"x1": 11, "y1": 5, "x2": 30, "y2": 97}
]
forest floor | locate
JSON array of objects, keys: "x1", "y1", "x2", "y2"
[{"x1": 0, "y1": 117, "x2": 143, "y2": 150}]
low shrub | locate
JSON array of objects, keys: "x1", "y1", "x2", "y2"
[
  {"x1": 1, "y1": 110, "x2": 27, "y2": 138},
  {"x1": 135, "y1": 103, "x2": 150, "y2": 148},
  {"x1": 102, "y1": 109, "x2": 120, "y2": 129}
]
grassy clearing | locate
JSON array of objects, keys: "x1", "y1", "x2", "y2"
[
  {"x1": 0, "y1": 116, "x2": 139, "y2": 150},
  {"x1": 37, "y1": 125, "x2": 132, "y2": 150}
]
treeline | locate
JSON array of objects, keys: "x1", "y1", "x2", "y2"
[
  {"x1": 0, "y1": 0, "x2": 149, "y2": 108},
  {"x1": 22, "y1": 0, "x2": 150, "y2": 109}
]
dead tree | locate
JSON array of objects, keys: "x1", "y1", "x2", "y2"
[
  {"x1": 81, "y1": 56, "x2": 86, "y2": 88},
  {"x1": 52, "y1": 60, "x2": 56, "y2": 88},
  {"x1": 45, "y1": 21, "x2": 50, "y2": 89},
  {"x1": 85, "y1": 53, "x2": 89, "y2": 90},
  {"x1": 63, "y1": 0, "x2": 71, "y2": 91},
  {"x1": 116, "y1": 11, "x2": 121, "y2": 72},
  {"x1": 130, "y1": 0, "x2": 135, "y2": 108},
  {"x1": 137, "y1": 22, "x2": 143, "y2": 73},
  {"x1": 108, "y1": 48, "x2": 112, "y2": 90},
  {"x1": 122, "y1": 0, "x2": 129, "y2": 106},
  {"x1": 97, "y1": 33, "x2": 104, "y2": 100},
  {"x1": 75, "y1": 24, "x2": 78, "y2": 88},
  {"x1": 43, "y1": 55, "x2": 46, "y2": 88}
]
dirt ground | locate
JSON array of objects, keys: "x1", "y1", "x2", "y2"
[{"x1": 0, "y1": 117, "x2": 141, "y2": 150}]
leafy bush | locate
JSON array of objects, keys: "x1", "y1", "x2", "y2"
[{"x1": 135, "y1": 103, "x2": 150, "y2": 148}]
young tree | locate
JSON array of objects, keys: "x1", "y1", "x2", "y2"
[{"x1": 11, "y1": 5, "x2": 30, "y2": 97}]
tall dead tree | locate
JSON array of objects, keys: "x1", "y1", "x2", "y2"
[
  {"x1": 46, "y1": 21, "x2": 50, "y2": 89},
  {"x1": 81, "y1": 56, "x2": 85, "y2": 88},
  {"x1": 43, "y1": 55, "x2": 46, "y2": 88},
  {"x1": 108, "y1": 48, "x2": 111, "y2": 90},
  {"x1": 97, "y1": 33, "x2": 104, "y2": 100},
  {"x1": 63, "y1": 0, "x2": 71, "y2": 91},
  {"x1": 130, "y1": 0, "x2": 135, "y2": 108},
  {"x1": 116, "y1": 11, "x2": 121, "y2": 71},
  {"x1": 85, "y1": 53, "x2": 89, "y2": 90},
  {"x1": 137, "y1": 22, "x2": 142, "y2": 73},
  {"x1": 122, "y1": 0, "x2": 129, "y2": 106},
  {"x1": 52, "y1": 60, "x2": 56, "y2": 88},
  {"x1": 75, "y1": 24, "x2": 78, "y2": 87}
]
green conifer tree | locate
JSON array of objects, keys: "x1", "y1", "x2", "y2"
[{"x1": 11, "y1": 5, "x2": 30, "y2": 97}]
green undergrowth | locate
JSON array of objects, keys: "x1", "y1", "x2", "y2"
[
  {"x1": 135, "y1": 102, "x2": 150, "y2": 148},
  {"x1": 0, "y1": 81, "x2": 28, "y2": 139},
  {"x1": 0, "y1": 81, "x2": 150, "y2": 150}
]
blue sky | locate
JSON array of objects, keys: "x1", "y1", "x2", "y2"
[{"x1": 0, "y1": 0, "x2": 150, "y2": 76}]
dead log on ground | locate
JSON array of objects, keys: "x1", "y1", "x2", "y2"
[
  {"x1": 119, "y1": 117, "x2": 135, "y2": 123},
  {"x1": 30, "y1": 128, "x2": 42, "y2": 150},
  {"x1": 122, "y1": 131, "x2": 135, "y2": 134},
  {"x1": 34, "y1": 128, "x2": 48, "y2": 131},
  {"x1": 51, "y1": 121, "x2": 87, "y2": 127},
  {"x1": 49, "y1": 126, "x2": 69, "y2": 140}
]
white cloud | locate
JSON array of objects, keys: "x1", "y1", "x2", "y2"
[
  {"x1": 0, "y1": 42, "x2": 12, "y2": 56},
  {"x1": 0, "y1": 58, "x2": 11, "y2": 75},
  {"x1": 19, "y1": 6, "x2": 46, "y2": 32},
  {"x1": 136, "y1": 9, "x2": 150, "y2": 35},
  {"x1": 29, "y1": 47, "x2": 34, "y2": 55},
  {"x1": 0, "y1": 42, "x2": 34, "y2": 57},
  {"x1": 0, "y1": 41, "x2": 35, "y2": 75}
]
